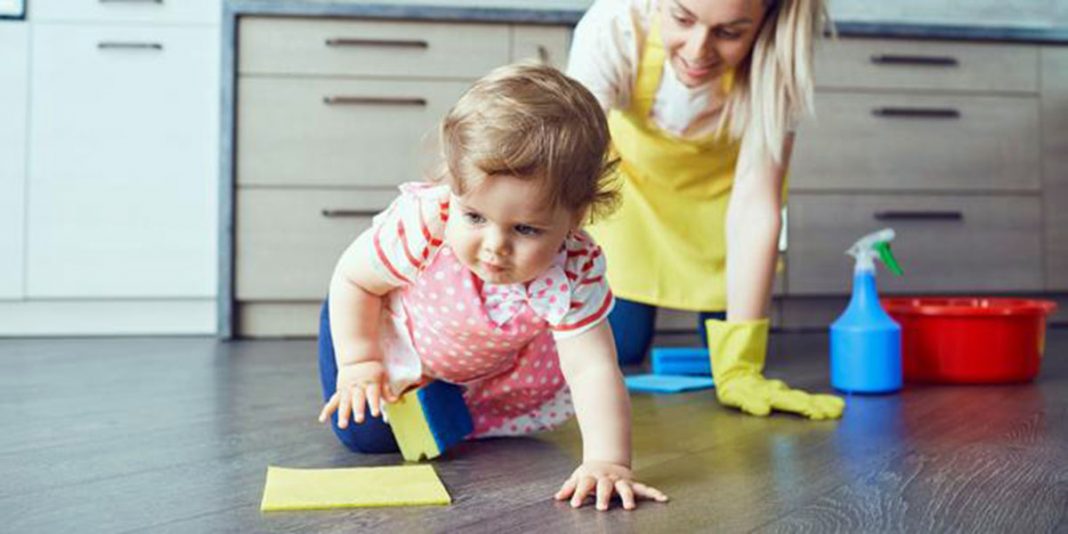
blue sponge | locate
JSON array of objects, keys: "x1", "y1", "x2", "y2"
[
  {"x1": 625, "y1": 374, "x2": 715, "y2": 394},
  {"x1": 651, "y1": 347, "x2": 711, "y2": 376},
  {"x1": 388, "y1": 381, "x2": 473, "y2": 462}
]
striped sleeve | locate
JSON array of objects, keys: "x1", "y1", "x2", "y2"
[
  {"x1": 368, "y1": 182, "x2": 450, "y2": 287},
  {"x1": 551, "y1": 233, "x2": 615, "y2": 340}
]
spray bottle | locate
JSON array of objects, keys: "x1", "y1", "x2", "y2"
[{"x1": 830, "y1": 228, "x2": 904, "y2": 394}]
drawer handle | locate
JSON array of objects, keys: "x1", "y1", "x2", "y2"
[
  {"x1": 98, "y1": 42, "x2": 164, "y2": 51},
  {"x1": 872, "y1": 107, "x2": 960, "y2": 119},
  {"x1": 322, "y1": 209, "x2": 378, "y2": 218},
  {"x1": 874, "y1": 210, "x2": 964, "y2": 221},
  {"x1": 325, "y1": 38, "x2": 429, "y2": 49},
  {"x1": 323, "y1": 96, "x2": 427, "y2": 107},
  {"x1": 537, "y1": 45, "x2": 550, "y2": 64},
  {"x1": 870, "y1": 54, "x2": 959, "y2": 67},
  {"x1": 99, "y1": 0, "x2": 163, "y2": 3}
]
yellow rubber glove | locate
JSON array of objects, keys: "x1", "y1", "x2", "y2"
[{"x1": 706, "y1": 318, "x2": 845, "y2": 420}]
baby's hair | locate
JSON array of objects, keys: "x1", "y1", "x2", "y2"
[{"x1": 439, "y1": 61, "x2": 619, "y2": 224}]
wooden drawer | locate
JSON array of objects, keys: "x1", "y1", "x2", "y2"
[
  {"x1": 237, "y1": 77, "x2": 470, "y2": 187},
  {"x1": 1042, "y1": 47, "x2": 1068, "y2": 291},
  {"x1": 511, "y1": 25, "x2": 571, "y2": 68},
  {"x1": 236, "y1": 188, "x2": 396, "y2": 300},
  {"x1": 239, "y1": 17, "x2": 510, "y2": 78},
  {"x1": 786, "y1": 193, "x2": 1043, "y2": 295},
  {"x1": 792, "y1": 92, "x2": 1040, "y2": 192},
  {"x1": 30, "y1": 0, "x2": 219, "y2": 25},
  {"x1": 238, "y1": 302, "x2": 320, "y2": 338},
  {"x1": 815, "y1": 38, "x2": 1038, "y2": 93}
]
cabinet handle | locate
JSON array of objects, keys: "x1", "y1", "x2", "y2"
[
  {"x1": 874, "y1": 210, "x2": 964, "y2": 221},
  {"x1": 98, "y1": 42, "x2": 164, "y2": 51},
  {"x1": 872, "y1": 107, "x2": 960, "y2": 119},
  {"x1": 322, "y1": 209, "x2": 378, "y2": 218},
  {"x1": 323, "y1": 96, "x2": 427, "y2": 107},
  {"x1": 870, "y1": 54, "x2": 959, "y2": 67},
  {"x1": 537, "y1": 45, "x2": 550, "y2": 64},
  {"x1": 99, "y1": 0, "x2": 163, "y2": 3},
  {"x1": 325, "y1": 38, "x2": 429, "y2": 49}
]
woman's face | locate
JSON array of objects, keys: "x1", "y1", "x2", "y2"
[{"x1": 660, "y1": 0, "x2": 768, "y2": 87}]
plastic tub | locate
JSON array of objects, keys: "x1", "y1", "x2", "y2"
[{"x1": 881, "y1": 297, "x2": 1057, "y2": 384}]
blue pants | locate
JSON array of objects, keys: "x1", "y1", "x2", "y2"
[
  {"x1": 608, "y1": 298, "x2": 726, "y2": 366},
  {"x1": 317, "y1": 300, "x2": 400, "y2": 454}
]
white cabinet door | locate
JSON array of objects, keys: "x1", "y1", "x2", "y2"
[
  {"x1": 0, "y1": 25, "x2": 28, "y2": 301},
  {"x1": 27, "y1": 25, "x2": 218, "y2": 298}
]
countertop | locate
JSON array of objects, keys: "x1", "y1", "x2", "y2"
[{"x1": 224, "y1": 0, "x2": 1068, "y2": 44}]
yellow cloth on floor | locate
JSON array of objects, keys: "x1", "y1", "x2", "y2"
[{"x1": 260, "y1": 465, "x2": 451, "y2": 511}]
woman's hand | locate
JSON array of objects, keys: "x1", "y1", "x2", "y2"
[
  {"x1": 318, "y1": 357, "x2": 398, "y2": 428},
  {"x1": 554, "y1": 461, "x2": 668, "y2": 511}
]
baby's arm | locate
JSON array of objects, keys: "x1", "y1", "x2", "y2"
[
  {"x1": 557, "y1": 320, "x2": 630, "y2": 465},
  {"x1": 554, "y1": 321, "x2": 668, "y2": 511},
  {"x1": 318, "y1": 232, "x2": 399, "y2": 428}
]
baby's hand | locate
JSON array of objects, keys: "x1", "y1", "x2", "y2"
[
  {"x1": 318, "y1": 359, "x2": 398, "y2": 429},
  {"x1": 554, "y1": 461, "x2": 668, "y2": 511}
]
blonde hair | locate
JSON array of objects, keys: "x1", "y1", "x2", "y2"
[
  {"x1": 439, "y1": 62, "x2": 619, "y2": 223},
  {"x1": 718, "y1": 0, "x2": 830, "y2": 165}
]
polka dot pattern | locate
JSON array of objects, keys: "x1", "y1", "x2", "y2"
[
  {"x1": 369, "y1": 189, "x2": 611, "y2": 439},
  {"x1": 395, "y1": 247, "x2": 573, "y2": 437}
]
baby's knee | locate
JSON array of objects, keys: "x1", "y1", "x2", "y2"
[{"x1": 329, "y1": 417, "x2": 400, "y2": 454}]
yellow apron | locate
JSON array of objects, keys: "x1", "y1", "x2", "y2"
[{"x1": 588, "y1": 15, "x2": 740, "y2": 312}]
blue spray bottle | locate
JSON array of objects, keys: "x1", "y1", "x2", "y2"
[{"x1": 830, "y1": 228, "x2": 905, "y2": 394}]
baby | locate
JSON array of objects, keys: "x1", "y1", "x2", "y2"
[{"x1": 316, "y1": 62, "x2": 667, "y2": 511}]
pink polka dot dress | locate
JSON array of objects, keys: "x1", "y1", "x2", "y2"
[{"x1": 362, "y1": 182, "x2": 614, "y2": 438}]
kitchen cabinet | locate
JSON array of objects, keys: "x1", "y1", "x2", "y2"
[
  {"x1": 27, "y1": 25, "x2": 219, "y2": 298},
  {"x1": 231, "y1": 16, "x2": 573, "y2": 337},
  {"x1": 1, "y1": 6, "x2": 219, "y2": 335},
  {"x1": 783, "y1": 37, "x2": 1066, "y2": 327},
  {"x1": 221, "y1": 9, "x2": 1068, "y2": 336}
]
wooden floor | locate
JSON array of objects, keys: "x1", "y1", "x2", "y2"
[{"x1": 3, "y1": 329, "x2": 1067, "y2": 533}]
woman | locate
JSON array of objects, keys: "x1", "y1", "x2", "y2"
[{"x1": 568, "y1": 0, "x2": 844, "y2": 419}]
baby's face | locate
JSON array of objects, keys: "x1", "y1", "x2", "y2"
[{"x1": 446, "y1": 175, "x2": 577, "y2": 285}]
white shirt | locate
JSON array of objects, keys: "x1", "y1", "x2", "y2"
[{"x1": 567, "y1": 0, "x2": 723, "y2": 138}]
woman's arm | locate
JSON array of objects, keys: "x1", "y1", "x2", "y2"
[
  {"x1": 711, "y1": 134, "x2": 844, "y2": 419},
  {"x1": 725, "y1": 134, "x2": 794, "y2": 321}
]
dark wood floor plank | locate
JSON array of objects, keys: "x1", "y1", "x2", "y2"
[{"x1": 2, "y1": 330, "x2": 1065, "y2": 533}]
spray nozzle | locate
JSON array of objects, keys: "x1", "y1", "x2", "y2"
[
  {"x1": 874, "y1": 241, "x2": 904, "y2": 276},
  {"x1": 847, "y1": 228, "x2": 904, "y2": 275}
]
